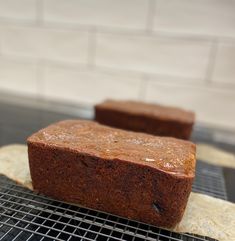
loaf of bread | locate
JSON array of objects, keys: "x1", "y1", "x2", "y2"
[
  {"x1": 27, "y1": 120, "x2": 196, "y2": 228},
  {"x1": 95, "y1": 100, "x2": 195, "y2": 140}
]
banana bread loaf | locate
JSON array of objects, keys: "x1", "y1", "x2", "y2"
[
  {"x1": 27, "y1": 120, "x2": 196, "y2": 228},
  {"x1": 95, "y1": 100, "x2": 195, "y2": 140}
]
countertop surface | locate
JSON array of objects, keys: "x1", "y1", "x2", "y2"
[{"x1": 0, "y1": 99, "x2": 234, "y2": 202}]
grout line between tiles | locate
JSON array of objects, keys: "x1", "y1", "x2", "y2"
[
  {"x1": 1, "y1": 17, "x2": 235, "y2": 43},
  {"x1": 208, "y1": 81, "x2": 235, "y2": 89},
  {"x1": 1, "y1": 50, "x2": 235, "y2": 92},
  {"x1": 146, "y1": 0, "x2": 156, "y2": 33},
  {"x1": 3, "y1": 50, "x2": 231, "y2": 90},
  {"x1": 204, "y1": 40, "x2": 218, "y2": 84},
  {"x1": 87, "y1": 27, "x2": 97, "y2": 70},
  {"x1": 36, "y1": 0, "x2": 44, "y2": 26}
]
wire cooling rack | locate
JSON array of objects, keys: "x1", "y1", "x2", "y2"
[
  {"x1": 0, "y1": 160, "x2": 224, "y2": 241},
  {"x1": 193, "y1": 161, "x2": 227, "y2": 200}
]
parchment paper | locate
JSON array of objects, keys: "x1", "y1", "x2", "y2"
[
  {"x1": 197, "y1": 143, "x2": 235, "y2": 169},
  {"x1": 0, "y1": 144, "x2": 235, "y2": 241}
]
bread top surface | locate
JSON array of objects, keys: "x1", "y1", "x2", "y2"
[
  {"x1": 96, "y1": 100, "x2": 195, "y2": 123},
  {"x1": 27, "y1": 120, "x2": 196, "y2": 177}
]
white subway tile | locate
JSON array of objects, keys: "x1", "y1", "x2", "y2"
[
  {"x1": 146, "y1": 80, "x2": 235, "y2": 129},
  {"x1": 42, "y1": 65, "x2": 142, "y2": 104},
  {"x1": 212, "y1": 43, "x2": 235, "y2": 85},
  {"x1": 1, "y1": 26, "x2": 89, "y2": 63},
  {"x1": 43, "y1": 0, "x2": 148, "y2": 30},
  {"x1": 0, "y1": 0, "x2": 37, "y2": 21},
  {"x1": 0, "y1": 57, "x2": 38, "y2": 95},
  {"x1": 96, "y1": 33, "x2": 211, "y2": 79},
  {"x1": 153, "y1": 0, "x2": 235, "y2": 37}
]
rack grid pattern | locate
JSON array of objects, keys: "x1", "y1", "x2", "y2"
[{"x1": 0, "y1": 160, "x2": 224, "y2": 241}]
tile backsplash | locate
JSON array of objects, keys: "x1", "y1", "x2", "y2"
[{"x1": 0, "y1": 0, "x2": 235, "y2": 129}]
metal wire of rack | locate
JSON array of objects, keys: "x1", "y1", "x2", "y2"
[
  {"x1": 0, "y1": 160, "x2": 224, "y2": 241},
  {"x1": 193, "y1": 161, "x2": 227, "y2": 200}
]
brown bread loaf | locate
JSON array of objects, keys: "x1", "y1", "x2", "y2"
[
  {"x1": 27, "y1": 120, "x2": 196, "y2": 228},
  {"x1": 95, "y1": 100, "x2": 195, "y2": 140}
]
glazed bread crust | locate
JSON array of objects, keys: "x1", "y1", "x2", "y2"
[
  {"x1": 95, "y1": 100, "x2": 195, "y2": 140},
  {"x1": 27, "y1": 120, "x2": 196, "y2": 228}
]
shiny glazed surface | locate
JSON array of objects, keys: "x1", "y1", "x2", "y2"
[{"x1": 27, "y1": 120, "x2": 196, "y2": 177}]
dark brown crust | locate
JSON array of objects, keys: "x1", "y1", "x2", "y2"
[
  {"x1": 27, "y1": 120, "x2": 195, "y2": 228},
  {"x1": 95, "y1": 100, "x2": 195, "y2": 140}
]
